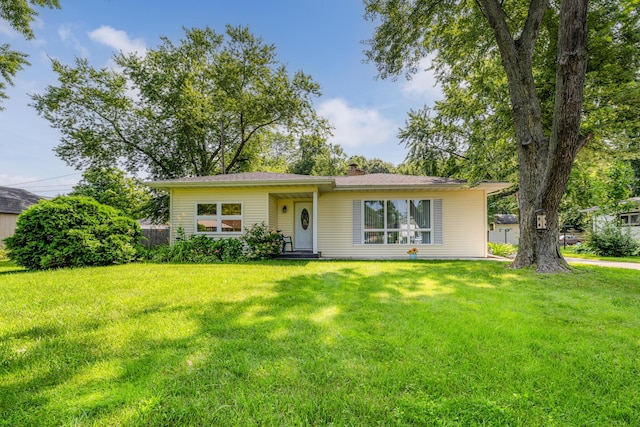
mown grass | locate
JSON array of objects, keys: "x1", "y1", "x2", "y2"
[
  {"x1": 1, "y1": 260, "x2": 639, "y2": 426},
  {"x1": 561, "y1": 247, "x2": 640, "y2": 263}
]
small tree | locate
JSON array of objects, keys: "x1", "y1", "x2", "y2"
[
  {"x1": 587, "y1": 222, "x2": 639, "y2": 257},
  {"x1": 70, "y1": 166, "x2": 152, "y2": 219},
  {"x1": 5, "y1": 196, "x2": 142, "y2": 270}
]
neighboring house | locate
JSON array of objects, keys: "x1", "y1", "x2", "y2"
[
  {"x1": 147, "y1": 170, "x2": 510, "y2": 259},
  {"x1": 584, "y1": 197, "x2": 640, "y2": 240},
  {"x1": 0, "y1": 186, "x2": 42, "y2": 247},
  {"x1": 488, "y1": 214, "x2": 520, "y2": 245}
]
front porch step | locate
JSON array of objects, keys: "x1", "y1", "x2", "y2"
[{"x1": 274, "y1": 251, "x2": 319, "y2": 259}]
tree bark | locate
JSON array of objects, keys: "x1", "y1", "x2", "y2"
[{"x1": 479, "y1": 0, "x2": 589, "y2": 272}]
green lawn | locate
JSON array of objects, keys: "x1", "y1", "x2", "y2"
[
  {"x1": 1, "y1": 260, "x2": 639, "y2": 426},
  {"x1": 561, "y1": 248, "x2": 640, "y2": 263}
]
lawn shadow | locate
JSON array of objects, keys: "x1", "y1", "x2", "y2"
[{"x1": 3, "y1": 260, "x2": 633, "y2": 425}]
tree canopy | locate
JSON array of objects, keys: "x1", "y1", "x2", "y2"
[
  {"x1": 32, "y1": 25, "x2": 330, "y2": 180},
  {"x1": 375, "y1": 0, "x2": 639, "y2": 184},
  {"x1": 0, "y1": 0, "x2": 59, "y2": 108},
  {"x1": 69, "y1": 166, "x2": 152, "y2": 219}
]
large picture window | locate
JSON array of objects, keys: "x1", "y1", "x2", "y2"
[
  {"x1": 196, "y1": 202, "x2": 243, "y2": 234},
  {"x1": 363, "y1": 199, "x2": 431, "y2": 244}
]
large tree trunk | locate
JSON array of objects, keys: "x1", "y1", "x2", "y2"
[{"x1": 479, "y1": 0, "x2": 589, "y2": 272}]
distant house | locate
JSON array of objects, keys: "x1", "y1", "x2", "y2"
[
  {"x1": 0, "y1": 186, "x2": 42, "y2": 247},
  {"x1": 584, "y1": 197, "x2": 640, "y2": 240},
  {"x1": 488, "y1": 214, "x2": 520, "y2": 245},
  {"x1": 147, "y1": 169, "x2": 510, "y2": 259}
]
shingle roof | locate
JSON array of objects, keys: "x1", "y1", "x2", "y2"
[
  {"x1": 147, "y1": 171, "x2": 510, "y2": 194},
  {"x1": 0, "y1": 186, "x2": 42, "y2": 214},
  {"x1": 148, "y1": 172, "x2": 334, "y2": 186},
  {"x1": 334, "y1": 173, "x2": 467, "y2": 188},
  {"x1": 494, "y1": 214, "x2": 518, "y2": 224},
  {"x1": 147, "y1": 172, "x2": 332, "y2": 188}
]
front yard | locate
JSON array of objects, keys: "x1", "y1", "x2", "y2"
[{"x1": 1, "y1": 260, "x2": 639, "y2": 426}]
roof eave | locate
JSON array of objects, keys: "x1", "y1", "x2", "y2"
[
  {"x1": 332, "y1": 183, "x2": 468, "y2": 191},
  {"x1": 146, "y1": 178, "x2": 335, "y2": 190}
]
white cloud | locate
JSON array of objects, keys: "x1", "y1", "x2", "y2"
[
  {"x1": 318, "y1": 98, "x2": 396, "y2": 149},
  {"x1": 401, "y1": 57, "x2": 442, "y2": 101},
  {"x1": 0, "y1": 20, "x2": 18, "y2": 37},
  {"x1": 88, "y1": 25, "x2": 146, "y2": 55},
  {"x1": 58, "y1": 24, "x2": 90, "y2": 57}
]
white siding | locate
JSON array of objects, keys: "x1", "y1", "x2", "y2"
[
  {"x1": 0, "y1": 213, "x2": 18, "y2": 248},
  {"x1": 317, "y1": 190, "x2": 488, "y2": 258},
  {"x1": 170, "y1": 186, "x2": 317, "y2": 242},
  {"x1": 489, "y1": 227, "x2": 520, "y2": 245},
  {"x1": 169, "y1": 186, "x2": 490, "y2": 258}
]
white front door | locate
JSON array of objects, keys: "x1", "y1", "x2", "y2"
[{"x1": 294, "y1": 202, "x2": 313, "y2": 250}]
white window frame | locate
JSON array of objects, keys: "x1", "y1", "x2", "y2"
[
  {"x1": 362, "y1": 199, "x2": 433, "y2": 245},
  {"x1": 194, "y1": 201, "x2": 244, "y2": 235},
  {"x1": 620, "y1": 211, "x2": 640, "y2": 227}
]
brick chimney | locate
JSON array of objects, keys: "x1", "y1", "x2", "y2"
[{"x1": 347, "y1": 163, "x2": 366, "y2": 176}]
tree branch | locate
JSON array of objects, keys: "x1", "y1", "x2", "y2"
[{"x1": 519, "y1": 0, "x2": 549, "y2": 57}]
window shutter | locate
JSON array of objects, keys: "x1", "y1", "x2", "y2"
[
  {"x1": 434, "y1": 199, "x2": 443, "y2": 244},
  {"x1": 352, "y1": 200, "x2": 362, "y2": 244}
]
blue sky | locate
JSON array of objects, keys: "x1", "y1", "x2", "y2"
[{"x1": 1, "y1": 0, "x2": 441, "y2": 195}]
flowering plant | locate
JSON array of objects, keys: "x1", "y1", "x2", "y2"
[{"x1": 407, "y1": 247, "x2": 419, "y2": 255}]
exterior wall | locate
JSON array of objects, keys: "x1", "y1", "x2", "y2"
[
  {"x1": 316, "y1": 189, "x2": 488, "y2": 258},
  {"x1": 0, "y1": 213, "x2": 18, "y2": 248},
  {"x1": 169, "y1": 186, "x2": 318, "y2": 242},
  {"x1": 593, "y1": 213, "x2": 640, "y2": 240},
  {"x1": 489, "y1": 226, "x2": 520, "y2": 245},
  {"x1": 169, "y1": 186, "x2": 490, "y2": 258}
]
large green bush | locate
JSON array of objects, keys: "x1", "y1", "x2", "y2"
[
  {"x1": 5, "y1": 196, "x2": 142, "y2": 270},
  {"x1": 586, "y1": 223, "x2": 640, "y2": 257}
]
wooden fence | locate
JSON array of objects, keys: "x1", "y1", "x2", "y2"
[{"x1": 141, "y1": 229, "x2": 170, "y2": 248}]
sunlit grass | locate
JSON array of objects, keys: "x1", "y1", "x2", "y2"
[{"x1": 1, "y1": 260, "x2": 639, "y2": 426}]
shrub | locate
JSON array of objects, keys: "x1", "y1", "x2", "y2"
[
  {"x1": 151, "y1": 235, "x2": 244, "y2": 263},
  {"x1": 242, "y1": 223, "x2": 283, "y2": 260},
  {"x1": 0, "y1": 248, "x2": 8, "y2": 261},
  {"x1": 4, "y1": 196, "x2": 142, "y2": 270},
  {"x1": 586, "y1": 223, "x2": 640, "y2": 257},
  {"x1": 488, "y1": 242, "x2": 517, "y2": 258},
  {"x1": 150, "y1": 222, "x2": 281, "y2": 264}
]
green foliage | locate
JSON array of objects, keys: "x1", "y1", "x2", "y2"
[
  {"x1": 586, "y1": 222, "x2": 640, "y2": 257},
  {"x1": 365, "y1": 0, "x2": 640, "y2": 185},
  {"x1": 151, "y1": 222, "x2": 282, "y2": 263},
  {"x1": 0, "y1": 248, "x2": 8, "y2": 260},
  {"x1": 488, "y1": 242, "x2": 517, "y2": 258},
  {"x1": 32, "y1": 25, "x2": 329, "y2": 180},
  {"x1": 345, "y1": 155, "x2": 397, "y2": 174},
  {"x1": 0, "y1": 0, "x2": 60, "y2": 108},
  {"x1": 289, "y1": 135, "x2": 346, "y2": 176},
  {"x1": 151, "y1": 235, "x2": 244, "y2": 263},
  {"x1": 70, "y1": 166, "x2": 152, "y2": 219},
  {"x1": 4, "y1": 196, "x2": 142, "y2": 270},
  {"x1": 242, "y1": 222, "x2": 283, "y2": 260}
]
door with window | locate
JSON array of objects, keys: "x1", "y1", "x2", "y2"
[{"x1": 294, "y1": 202, "x2": 313, "y2": 250}]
